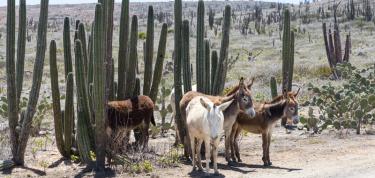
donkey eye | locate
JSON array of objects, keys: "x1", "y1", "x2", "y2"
[
  {"x1": 242, "y1": 98, "x2": 248, "y2": 102},
  {"x1": 289, "y1": 107, "x2": 295, "y2": 112}
]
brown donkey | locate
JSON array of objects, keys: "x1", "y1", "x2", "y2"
[
  {"x1": 180, "y1": 78, "x2": 256, "y2": 164},
  {"x1": 106, "y1": 95, "x2": 156, "y2": 150},
  {"x1": 230, "y1": 89, "x2": 300, "y2": 166}
]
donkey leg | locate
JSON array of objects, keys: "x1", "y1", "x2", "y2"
[
  {"x1": 267, "y1": 132, "x2": 272, "y2": 166},
  {"x1": 212, "y1": 139, "x2": 220, "y2": 175},
  {"x1": 196, "y1": 139, "x2": 204, "y2": 171},
  {"x1": 224, "y1": 128, "x2": 233, "y2": 164},
  {"x1": 204, "y1": 137, "x2": 211, "y2": 173},
  {"x1": 142, "y1": 122, "x2": 150, "y2": 151},
  {"x1": 230, "y1": 124, "x2": 237, "y2": 162},
  {"x1": 261, "y1": 133, "x2": 269, "y2": 166},
  {"x1": 234, "y1": 128, "x2": 242, "y2": 162},
  {"x1": 190, "y1": 135, "x2": 196, "y2": 171}
]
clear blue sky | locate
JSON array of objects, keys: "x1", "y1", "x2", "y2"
[{"x1": 0, "y1": 0, "x2": 301, "y2": 6}]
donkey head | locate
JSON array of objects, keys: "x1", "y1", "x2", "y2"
[
  {"x1": 281, "y1": 88, "x2": 300, "y2": 124},
  {"x1": 235, "y1": 77, "x2": 256, "y2": 118},
  {"x1": 200, "y1": 98, "x2": 234, "y2": 139}
]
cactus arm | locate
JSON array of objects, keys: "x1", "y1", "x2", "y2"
[
  {"x1": 93, "y1": 3, "x2": 106, "y2": 170},
  {"x1": 143, "y1": 6, "x2": 154, "y2": 96},
  {"x1": 6, "y1": 0, "x2": 19, "y2": 161},
  {"x1": 16, "y1": 0, "x2": 49, "y2": 165},
  {"x1": 125, "y1": 15, "x2": 138, "y2": 98},
  {"x1": 150, "y1": 23, "x2": 168, "y2": 102},
  {"x1": 196, "y1": 0, "x2": 205, "y2": 93},
  {"x1": 182, "y1": 20, "x2": 192, "y2": 93},
  {"x1": 49, "y1": 40, "x2": 66, "y2": 157},
  {"x1": 117, "y1": 0, "x2": 129, "y2": 100},
  {"x1": 63, "y1": 17, "x2": 73, "y2": 79},
  {"x1": 204, "y1": 39, "x2": 210, "y2": 94},
  {"x1": 16, "y1": 0, "x2": 27, "y2": 109}
]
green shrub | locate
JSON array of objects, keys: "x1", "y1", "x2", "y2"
[{"x1": 308, "y1": 63, "x2": 375, "y2": 133}]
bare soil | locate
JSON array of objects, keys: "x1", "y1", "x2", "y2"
[{"x1": 2, "y1": 126, "x2": 375, "y2": 178}]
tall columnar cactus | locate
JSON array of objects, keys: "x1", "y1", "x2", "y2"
[
  {"x1": 208, "y1": 8, "x2": 215, "y2": 30},
  {"x1": 16, "y1": 0, "x2": 26, "y2": 109},
  {"x1": 125, "y1": 15, "x2": 138, "y2": 98},
  {"x1": 210, "y1": 50, "x2": 218, "y2": 92},
  {"x1": 322, "y1": 20, "x2": 351, "y2": 79},
  {"x1": 182, "y1": 20, "x2": 192, "y2": 93},
  {"x1": 64, "y1": 73, "x2": 74, "y2": 158},
  {"x1": 143, "y1": 6, "x2": 154, "y2": 96},
  {"x1": 74, "y1": 40, "x2": 94, "y2": 163},
  {"x1": 281, "y1": 9, "x2": 294, "y2": 92},
  {"x1": 93, "y1": 3, "x2": 106, "y2": 171},
  {"x1": 270, "y1": 76, "x2": 278, "y2": 99},
  {"x1": 212, "y1": 5, "x2": 231, "y2": 95},
  {"x1": 196, "y1": 0, "x2": 205, "y2": 93},
  {"x1": 204, "y1": 39, "x2": 211, "y2": 94},
  {"x1": 78, "y1": 23, "x2": 88, "y2": 75},
  {"x1": 49, "y1": 40, "x2": 66, "y2": 157},
  {"x1": 174, "y1": 0, "x2": 188, "y2": 157},
  {"x1": 99, "y1": 0, "x2": 115, "y2": 101},
  {"x1": 117, "y1": 0, "x2": 129, "y2": 100},
  {"x1": 149, "y1": 23, "x2": 168, "y2": 102},
  {"x1": 6, "y1": 0, "x2": 49, "y2": 165},
  {"x1": 63, "y1": 17, "x2": 73, "y2": 79}
]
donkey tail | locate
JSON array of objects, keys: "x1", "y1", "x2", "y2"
[{"x1": 151, "y1": 112, "x2": 156, "y2": 126}]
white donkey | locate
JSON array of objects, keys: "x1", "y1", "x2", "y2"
[{"x1": 186, "y1": 96, "x2": 233, "y2": 175}]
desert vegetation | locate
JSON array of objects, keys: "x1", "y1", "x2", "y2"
[{"x1": 0, "y1": 0, "x2": 375, "y2": 177}]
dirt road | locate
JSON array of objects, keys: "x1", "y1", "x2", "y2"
[
  {"x1": 153, "y1": 127, "x2": 375, "y2": 178},
  {"x1": 2, "y1": 127, "x2": 375, "y2": 178}
]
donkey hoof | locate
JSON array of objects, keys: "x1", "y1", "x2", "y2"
[
  {"x1": 213, "y1": 171, "x2": 220, "y2": 176},
  {"x1": 263, "y1": 162, "x2": 270, "y2": 167},
  {"x1": 238, "y1": 159, "x2": 242, "y2": 163},
  {"x1": 268, "y1": 161, "x2": 272, "y2": 166}
]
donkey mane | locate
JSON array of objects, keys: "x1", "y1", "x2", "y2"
[
  {"x1": 261, "y1": 100, "x2": 287, "y2": 120},
  {"x1": 225, "y1": 85, "x2": 240, "y2": 96}
]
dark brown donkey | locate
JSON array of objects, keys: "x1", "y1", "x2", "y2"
[
  {"x1": 180, "y1": 78, "x2": 256, "y2": 164},
  {"x1": 230, "y1": 89, "x2": 300, "y2": 166},
  {"x1": 106, "y1": 95, "x2": 156, "y2": 150}
]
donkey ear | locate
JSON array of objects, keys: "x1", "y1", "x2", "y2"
[
  {"x1": 294, "y1": 88, "x2": 301, "y2": 97},
  {"x1": 246, "y1": 77, "x2": 255, "y2": 89},
  {"x1": 200, "y1": 98, "x2": 211, "y2": 111},
  {"x1": 239, "y1": 77, "x2": 245, "y2": 86},
  {"x1": 218, "y1": 99, "x2": 233, "y2": 111}
]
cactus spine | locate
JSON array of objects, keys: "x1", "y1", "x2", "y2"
[
  {"x1": 93, "y1": 3, "x2": 106, "y2": 170},
  {"x1": 74, "y1": 40, "x2": 94, "y2": 163},
  {"x1": 125, "y1": 15, "x2": 138, "y2": 98},
  {"x1": 281, "y1": 9, "x2": 294, "y2": 92},
  {"x1": 212, "y1": 5, "x2": 231, "y2": 95},
  {"x1": 143, "y1": 6, "x2": 154, "y2": 95},
  {"x1": 270, "y1": 76, "x2": 278, "y2": 99},
  {"x1": 182, "y1": 20, "x2": 192, "y2": 93},
  {"x1": 6, "y1": 0, "x2": 49, "y2": 165},
  {"x1": 117, "y1": 0, "x2": 129, "y2": 100},
  {"x1": 196, "y1": 0, "x2": 205, "y2": 93},
  {"x1": 150, "y1": 23, "x2": 168, "y2": 102}
]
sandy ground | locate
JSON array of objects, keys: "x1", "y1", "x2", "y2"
[{"x1": 2, "y1": 126, "x2": 375, "y2": 178}]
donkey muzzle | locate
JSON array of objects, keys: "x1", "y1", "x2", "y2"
[
  {"x1": 292, "y1": 115, "x2": 300, "y2": 124},
  {"x1": 245, "y1": 107, "x2": 256, "y2": 118}
]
